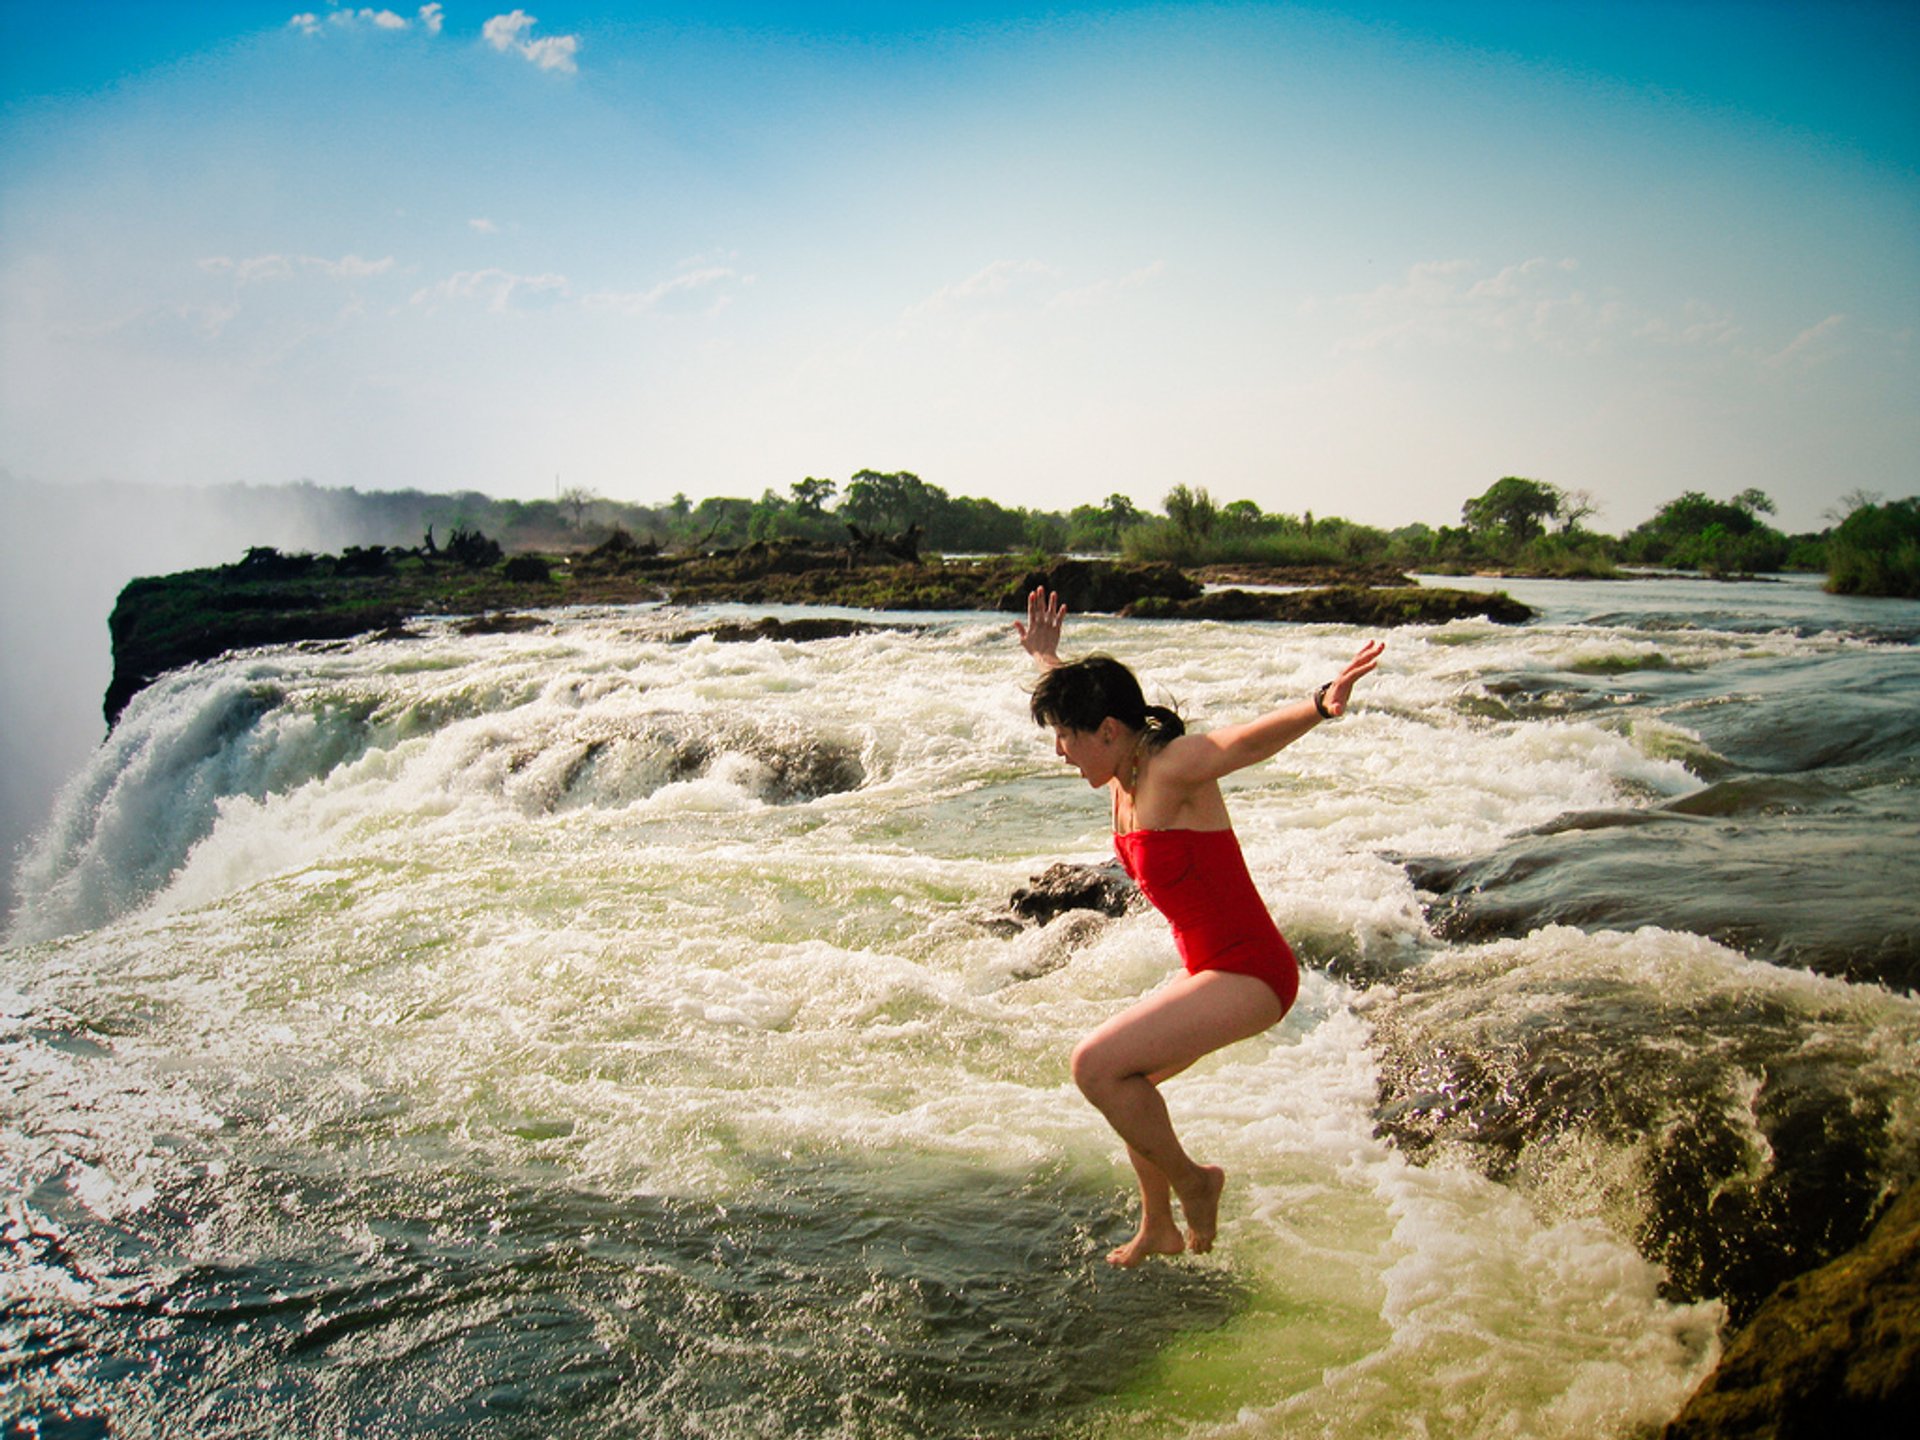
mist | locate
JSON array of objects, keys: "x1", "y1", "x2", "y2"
[{"x1": 0, "y1": 473, "x2": 380, "y2": 927}]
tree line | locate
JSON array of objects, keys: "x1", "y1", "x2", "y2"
[{"x1": 252, "y1": 470, "x2": 1918, "y2": 595}]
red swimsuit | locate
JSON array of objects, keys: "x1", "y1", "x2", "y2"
[{"x1": 1113, "y1": 828, "x2": 1300, "y2": 1015}]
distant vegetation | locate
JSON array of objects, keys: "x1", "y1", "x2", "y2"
[
  {"x1": 83, "y1": 469, "x2": 1915, "y2": 596},
  {"x1": 1825, "y1": 496, "x2": 1920, "y2": 598}
]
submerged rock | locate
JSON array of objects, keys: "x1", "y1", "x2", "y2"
[
  {"x1": 1367, "y1": 935, "x2": 1917, "y2": 1327},
  {"x1": 1663, "y1": 1183, "x2": 1920, "y2": 1438},
  {"x1": 503, "y1": 712, "x2": 868, "y2": 811}
]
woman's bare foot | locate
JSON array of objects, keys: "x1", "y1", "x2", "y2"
[
  {"x1": 1105, "y1": 1218, "x2": 1185, "y2": 1268},
  {"x1": 1178, "y1": 1165, "x2": 1227, "y2": 1254}
]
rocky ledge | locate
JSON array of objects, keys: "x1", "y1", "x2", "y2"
[{"x1": 104, "y1": 538, "x2": 1533, "y2": 725}]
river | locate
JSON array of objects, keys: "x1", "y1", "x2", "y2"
[{"x1": 5, "y1": 573, "x2": 1917, "y2": 1437}]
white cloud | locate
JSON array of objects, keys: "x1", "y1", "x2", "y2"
[
  {"x1": 419, "y1": 3, "x2": 444, "y2": 35},
  {"x1": 580, "y1": 265, "x2": 752, "y2": 317},
  {"x1": 201, "y1": 253, "x2": 397, "y2": 285},
  {"x1": 1048, "y1": 260, "x2": 1166, "y2": 310},
  {"x1": 468, "y1": 217, "x2": 499, "y2": 234},
  {"x1": 521, "y1": 35, "x2": 580, "y2": 72},
  {"x1": 1325, "y1": 256, "x2": 1739, "y2": 360},
  {"x1": 410, "y1": 267, "x2": 571, "y2": 313},
  {"x1": 1763, "y1": 314, "x2": 1848, "y2": 372},
  {"x1": 483, "y1": 10, "x2": 580, "y2": 73},
  {"x1": 481, "y1": 11, "x2": 535, "y2": 48},
  {"x1": 907, "y1": 259, "x2": 1059, "y2": 319},
  {"x1": 289, "y1": 8, "x2": 416, "y2": 36}
]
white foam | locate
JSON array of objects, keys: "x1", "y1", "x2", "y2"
[{"x1": 6, "y1": 603, "x2": 1904, "y2": 1433}]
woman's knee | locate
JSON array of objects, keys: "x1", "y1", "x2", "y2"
[
  {"x1": 1069, "y1": 1033, "x2": 1104, "y2": 1098},
  {"x1": 1071, "y1": 1032, "x2": 1128, "y2": 1101}
]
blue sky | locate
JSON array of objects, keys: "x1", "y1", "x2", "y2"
[{"x1": 1, "y1": 1, "x2": 1914, "y2": 532}]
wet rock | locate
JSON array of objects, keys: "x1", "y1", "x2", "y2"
[
  {"x1": 1122, "y1": 584, "x2": 1534, "y2": 626},
  {"x1": 1189, "y1": 561, "x2": 1413, "y2": 588},
  {"x1": 504, "y1": 713, "x2": 868, "y2": 810},
  {"x1": 1663, "y1": 1184, "x2": 1920, "y2": 1439},
  {"x1": 1008, "y1": 862, "x2": 1141, "y2": 926},
  {"x1": 1368, "y1": 943, "x2": 1915, "y2": 1326},
  {"x1": 456, "y1": 612, "x2": 546, "y2": 635},
  {"x1": 999, "y1": 559, "x2": 1201, "y2": 615},
  {"x1": 666, "y1": 616, "x2": 903, "y2": 645},
  {"x1": 1401, "y1": 807, "x2": 1920, "y2": 994}
]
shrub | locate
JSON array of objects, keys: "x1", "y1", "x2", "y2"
[{"x1": 1826, "y1": 498, "x2": 1920, "y2": 597}]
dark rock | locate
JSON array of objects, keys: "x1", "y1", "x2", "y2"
[
  {"x1": 845, "y1": 522, "x2": 925, "y2": 564},
  {"x1": 1190, "y1": 561, "x2": 1413, "y2": 588},
  {"x1": 1663, "y1": 1184, "x2": 1920, "y2": 1439},
  {"x1": 444, "y1": 526, "x2": 503, "y2": 567},
  {"x1": 502, "y1": 554, "x2": 552, "y2": 583},
  {"x1": 1001, "y1": 559, "x2": 1201, "y2": 615},
  {"x1": 1401, "y1": 809, "x2": 1920, "y2": 994},
  {"x1": 105, "y1": 571, "x2": 407, "y2": 725},
  {"x1": 1368, "y1": 957, "x2": 1914, "y2": 1325},
  {"x1": 1123, "y1": 585, "x2": 1534, "y2": 626},
  {"x1": 336, "y1": 544, "x2": 394, "y2": 577},
  {"x1": 584, "y1": 527, "x2": 662, "y2": 567},
  {"x1": 237, "y1": 546, "x2": 319, "y2": 579},
  {"x1": 668, "y1": 616, "x2": 902, "y2": 645},
  {"x1": 456, "y1": 612, "x2": 545, "y2": 636},
  {"x1": 1009, "y1": 862, "x2": 1141, "y2": 926}
]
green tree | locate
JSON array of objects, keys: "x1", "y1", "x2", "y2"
[
  {"x1": 1220, "y1": 499, "x2": 1265, "y2": 535},
  {"x1": 1463, "y1": 477, "x2": 1563, "y2": 547},
  {"x1": 841, "y1": 470, "x2": 945, "y2": 533},
  {"x1": 1825, "y1": 496, "x2": 1920, "y2": 597},
  {"x1": 1102, "y1": 493, "x2": 1143, "y2": 530},
  {"x1": 1163, "y1": 485, "x2": 1218, "y2": 544},
  {"x1": 1623, "y1": 490, "x2": 1790, "y2": 574},
  {"x1": 557, "y1": 485, "x2": 598, "y2": 529},
  {"x1": 791, "y1": 476, "x2": 837, "y2": 515}
]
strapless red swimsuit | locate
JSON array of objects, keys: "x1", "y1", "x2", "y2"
[{"x1": 1113, "y1": 828, "x2": 1299, "y2": 1014}]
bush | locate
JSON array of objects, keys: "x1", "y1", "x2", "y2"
[
  {"x1": 502, "y1": 555, "x2": 552, "y2": 583},
  {"x1": 1826, "y1": 498, "x2": 1920, "y2": 597}
]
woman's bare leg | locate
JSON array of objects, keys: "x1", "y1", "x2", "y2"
[
  {"x1": 1072, "y1": 971, "x2": 1283, "y2": 1256},
  {"x1": 1108, "y1": 1144, "x2": 1184, "y2": 1267}
]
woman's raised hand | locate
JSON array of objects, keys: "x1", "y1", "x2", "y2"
[
  {"x1": 1014, "y1": 586, "x2": 1067, "y2": 669},
  {"x1": 1320, "y1": 639, "x2": 1386, "y2": 717}
]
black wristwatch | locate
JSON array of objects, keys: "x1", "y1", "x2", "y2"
[{"x1": 1313, "y1": 682, "x2": 1335, "y2": 720}]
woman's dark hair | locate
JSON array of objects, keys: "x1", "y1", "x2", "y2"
[{"x1": 1030, "y1": 655, "x2": 1185, "y2": 743}]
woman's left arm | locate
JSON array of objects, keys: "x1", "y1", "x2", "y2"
[{"x1": 1160, "y1": 640, "x2": 1385, "y2": 782}]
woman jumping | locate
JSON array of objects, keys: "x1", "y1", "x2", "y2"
[{"x1": 1016, "y1": 586, "x2": 1383, "y2": 1266}]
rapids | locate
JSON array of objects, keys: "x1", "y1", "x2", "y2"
[{"x1": 5, "y1": 577, "x2": 1918, "y2": 1437}]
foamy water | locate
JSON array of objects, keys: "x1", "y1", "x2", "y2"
[{"x1": 6, "y1": 584, "x2": 1917, "y2": 1436}]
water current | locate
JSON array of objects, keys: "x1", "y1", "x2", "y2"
[{"x1": 5, "y1": 573, "x2": 1918, "y2": 1437}]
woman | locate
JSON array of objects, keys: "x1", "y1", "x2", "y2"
[{"x1": 1016, "y1": 586, "x2": 1384, "y2": 1266}]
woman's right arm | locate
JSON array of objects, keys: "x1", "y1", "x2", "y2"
[{"x1": 1014, "y1": 585, "x2": 1067, "y2": 670}]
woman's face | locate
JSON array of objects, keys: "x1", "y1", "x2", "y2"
[{"x1": 1052, "y1": 721, "x2": 1123, "y2": 789}]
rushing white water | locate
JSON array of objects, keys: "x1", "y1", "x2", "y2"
[{"x1": 6, "y1": 584, "x2": 1918, "y2": 1437}]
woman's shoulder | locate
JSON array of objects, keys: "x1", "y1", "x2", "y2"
[{"x1": 1147, "y1": 731, "x2": 1226, "y2": 785}]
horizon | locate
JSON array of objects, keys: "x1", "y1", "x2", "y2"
[
  {"x1": 3, "y1": 2, "x2": 1917, "y2": 537},
  {"x1": 0, "y1": 462, "x2": 1858, "y2": 540}
]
